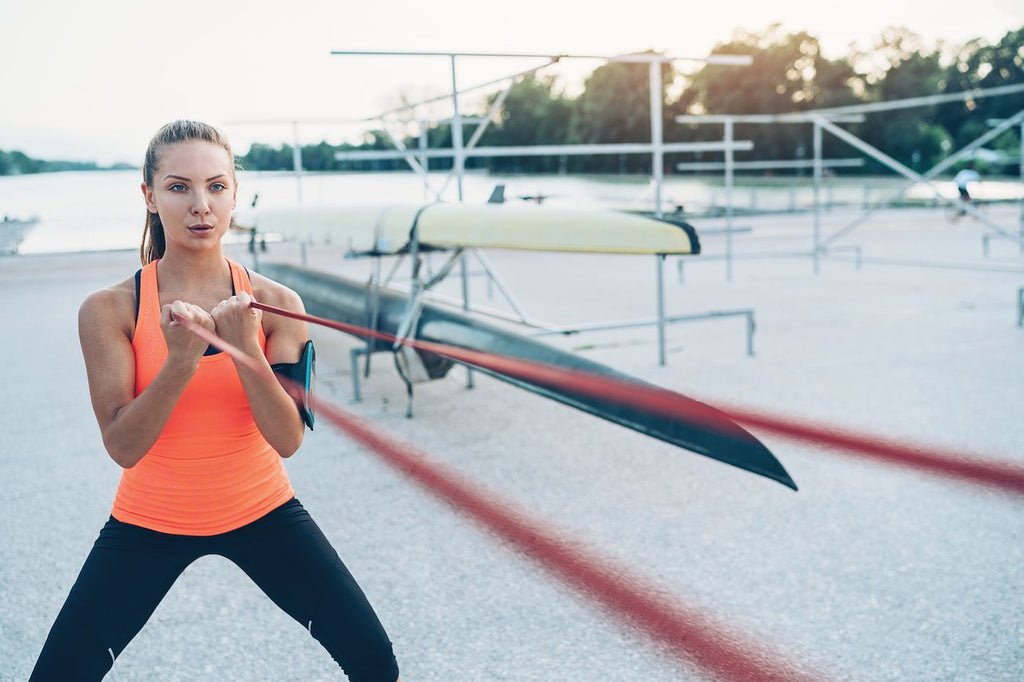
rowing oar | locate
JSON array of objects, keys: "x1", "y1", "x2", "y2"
[
  {"x1": 171, "y1": 311, "x2": 827, "y2": 682},
  {"x1": 248, "y1": 301, "x2": 1024, "y2": 499}
]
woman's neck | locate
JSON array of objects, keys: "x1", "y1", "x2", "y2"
[
  {"x1": 158, "y1": 246, "x2": 226, "y2": 277},
  {"x1": 155, "y1": 248, "x2": 231, "y2": 301}
]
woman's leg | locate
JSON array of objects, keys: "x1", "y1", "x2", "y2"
[
  {"x1": 222, "y1": 500, "x2": 400, "y2": 682},
  {"x1": 29, "y1": 518, "x2": 197, "y2": 682}
]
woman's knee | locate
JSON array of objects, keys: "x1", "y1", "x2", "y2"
[
  {"x1": 29, "y1": 618, "x2": 114, "y2": 682},
  {"x1": 309, "y1": 616, "x2": 399, "y2": 682}
]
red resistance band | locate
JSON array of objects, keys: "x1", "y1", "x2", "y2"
[
  {"x1": 248, "y1": 301, "x2": 1024, "y2": 499},
  {"x1": 172, "y1": 311, "x2": 827, "y2": 681}
]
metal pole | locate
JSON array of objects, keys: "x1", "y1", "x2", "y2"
[
  {"x1": 1018, "y1": 287, "x2": 1024, "y2": 328},
  {"x1": 449, "y1": 55, "x2": 465, "y2": 201},
  {"x1": 418, "y1": 121, "x2": 429, "y2": 167},
  {"x1": 460, "y1": 251, "x2": 475, "y2": 387},
  {"x1": 419, "y1": 123, "x2": 429, "y2": 202},
  {"x1": 649, "y1": 60, "x2": 664, "y2": 218},
  {"x1": 292, "y1": 121, "x2": 303, "y2": 204},
  {"x1": 724, "y1": 118, "x2": 734, "y2": 281},
  {"x1": 656, "y1": 254, "x2": 666, "y2": 366},
  {"x1": 813, "y1": 120, "x2": 823, "y2": 275}
]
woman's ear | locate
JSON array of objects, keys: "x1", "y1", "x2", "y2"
[{"x1": 141, "y1": 183, "x2": 158, "y2": 213}]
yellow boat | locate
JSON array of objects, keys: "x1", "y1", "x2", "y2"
[{"x1": 251, "y1": 202, "x2": 700, "y2": 255}]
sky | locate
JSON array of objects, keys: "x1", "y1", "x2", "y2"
[{"x1": 1, "y1": 0, "x2": 1022, "y2": 166}]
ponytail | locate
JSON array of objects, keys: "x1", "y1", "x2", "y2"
[{"x1": 141, "y1": 211, "x2": 165, "y2": 265}]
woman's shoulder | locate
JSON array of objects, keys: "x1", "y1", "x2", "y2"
[
  {"x1": 249, "y1": 269, "x2": 305, "y2": 312},
  {"x1": 79, "y1": 274, "x2": 137, "y2": 331}
]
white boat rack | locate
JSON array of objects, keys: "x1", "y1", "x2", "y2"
[
  {"x1": 345, "y1": 246, "x2": 757, "y2": 406},
  {"x1": 254, "y1": 54, "x2": 1024, "y2": 395},
  {"x1": 320, "y1": 49, "x2": 759, "y2": 383},
  {"x1": 338, "y1": 220, "x2": 757, "y2": 406},
  {"x1": 676, "y1": 84, "x2": 1024, "y2": 276}
]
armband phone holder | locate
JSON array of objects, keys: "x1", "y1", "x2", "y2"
[{"x1": 271, "y1": 339, "x2": 315, "y2": 430}]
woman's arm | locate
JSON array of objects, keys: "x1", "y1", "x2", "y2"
[
  {"x1": 79, "y1": 287, "x2": 213, "y2": 468},
  {"x1": 211, "y1": 280, "x2": 308, "y2": 458}
]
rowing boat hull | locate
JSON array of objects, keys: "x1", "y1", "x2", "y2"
[
  {"x1": 252, "y1": 203, "x2": 700, "y2": 255},
  {"x1": 258, "y1": 261, "x2": 795, "y2": 489}
]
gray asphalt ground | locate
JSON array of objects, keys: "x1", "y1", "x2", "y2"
[{"x1": 2, "y1": 203, "x2": 1023, "y2": 681}]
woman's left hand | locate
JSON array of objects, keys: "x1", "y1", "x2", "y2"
[{"x1": 211, "y1": 291, "x2": 262, "y2": 352}]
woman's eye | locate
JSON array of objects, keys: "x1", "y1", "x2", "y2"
[
  {"x1": 211, "y1": 182, "x2": 228, "y2": 191},
  {"x1": 169, "y1": 183, "x2": 187, "y2": 192}
]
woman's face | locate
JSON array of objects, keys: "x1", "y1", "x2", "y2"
[{"x1": 142, "y1": 140, "x2": 237, "y2": 254}]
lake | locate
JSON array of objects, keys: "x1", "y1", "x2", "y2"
[{"x1": 2, "y1": 169, "x2": 1020, "y2": 255}]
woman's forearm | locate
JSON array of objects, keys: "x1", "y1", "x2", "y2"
[
  {"x1": 101, "y1": 356, "x2": 198, "y2": 468},
  {"x1": 232, "y1": 343, "x2": 305, "y2": 457}
]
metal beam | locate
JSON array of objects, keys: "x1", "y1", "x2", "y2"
[
  {"x1": 675, "y1": 158, "x2": 863, "y2": 171},
  {"x1": 815, "y1": 116, "x2": 1024, "y2": 248},
  {"x1": 822, "y1": 107, "x2": 1024, "y2": 247},
  {"x1": 676, "y1": 114, "x2": 864, "y2": 124},
  {"x1": 804, "y1": 83, "x2": 1024, "y2": 116},
  {"x1": 335, "y1": 140, "x2": 753, "y2": 161},
  {"x1": 675, "y1": 84, "x2": 1024, "y2": 125},
  {"x1": 331, "y1": 49, "x2": 752, "y2": 65},
  {"x1": 349, "y1": 58, "x2": 564, "y2": 123}
]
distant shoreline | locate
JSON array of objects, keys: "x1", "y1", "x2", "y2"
[
  {"x1": 4, "y1": 167, "x2": 1024, "y2": 182},
  {"x1": 0, "y1": 164, "x2": 138, "y2": 178}
]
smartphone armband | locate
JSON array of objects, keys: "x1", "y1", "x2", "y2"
[{"x1": 271, "y1": 339, "x2": 315, "y2": 430}]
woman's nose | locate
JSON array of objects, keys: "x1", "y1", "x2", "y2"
[{"x1": 191, "y1": 190, "x2": 211, "y2": 215}]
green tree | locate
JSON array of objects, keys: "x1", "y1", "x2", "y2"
[
  {"x1": 938, "y1": 27, "x2": 1024, "y2": 158},
  {"x1": 675, "y1": 26, "x2": 863, "y2": 170},
  {"x1": 478, "y1": 74, "x2": 573, "y2": 173},
  {"x1": 239, "y1": 143, "x2": 292, "y2": 171},
  {"x1": 568, "y1": 55, "x2": 668, "y2": 173},
  {"x1": 857, "y1": 30, "x2": 950, "y2": 171}
]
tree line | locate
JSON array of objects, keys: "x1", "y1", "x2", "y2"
[
  {"x1": 3, "y1": 24, "x2": 1022, "y2": 178},
  {"x1": 0, "y1": 150, "x2": 135, "y2": 175},
  {"x1": 239, "y1": 24, "x2": 1022, "y2": 177}
]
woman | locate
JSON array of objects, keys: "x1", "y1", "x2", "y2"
[{"x1": 30, "y1": 120, "x2": 400, "y2": 681}]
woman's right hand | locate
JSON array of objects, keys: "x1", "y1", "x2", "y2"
[{"x1": 160, "y1": 300, "x2": 215, "y2": 367}]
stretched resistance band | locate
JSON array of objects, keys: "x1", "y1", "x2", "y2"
[
  {"x1": 247, "y1": 301, "x2": 1024, "y2": 499},
  {"x1": 171, "y1": 310, "x2": 827, "y2": 681}
]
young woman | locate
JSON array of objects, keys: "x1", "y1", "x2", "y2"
[{"x1": 30, "y1": 120, "x2": 400, "y2": 682}]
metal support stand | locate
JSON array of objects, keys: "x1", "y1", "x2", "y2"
[
  {"x1": 724, "y1": 119, "x2": 734, "y2": 281},
  {"x1": 1018, "y1": 287, "x2": 1024, "y2": 328},
  {"x1": 350, "y1": 347, "x2": 369, "y2": 402},
  {"x1": 656, "y1": 254, "x2": 666, "y2": 366},
  {"x1": 460, "y1": 252, "x2": 475, "y2": 389},
  {"x1": 812, "y1": 120, "x2": 823, "y2": 275}
]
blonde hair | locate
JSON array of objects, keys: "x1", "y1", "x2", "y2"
[{"x1": 140, "y1": 120, "x2": 236, "y2": 264}]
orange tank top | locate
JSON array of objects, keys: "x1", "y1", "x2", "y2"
[{"x1": 111, "y1": 258, "x2": 295, "y2": 535}]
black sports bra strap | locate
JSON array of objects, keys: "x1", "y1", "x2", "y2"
[
  {"x1": 134, "y1": 269, "x2": 142, "y2": 324},
  {"x1": 134, "y1": 266, "x2": 228, "y2": 356}
]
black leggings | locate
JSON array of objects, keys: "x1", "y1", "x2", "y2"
[{"x1": 29, "y1": 498, "x2": 399, "y2": 682}]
